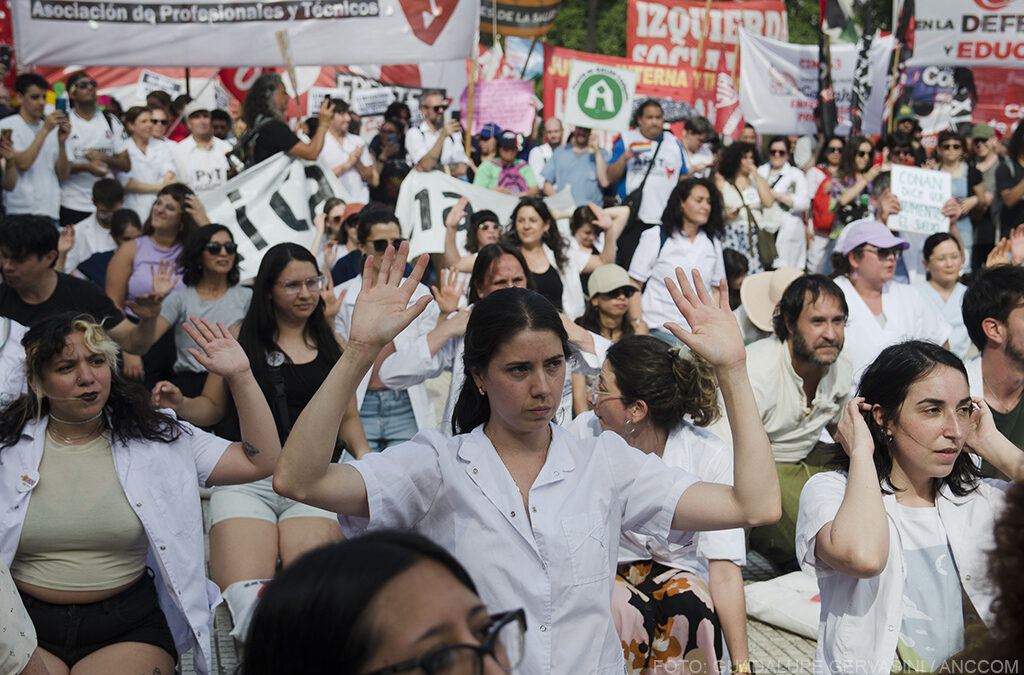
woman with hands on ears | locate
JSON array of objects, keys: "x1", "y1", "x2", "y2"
[
  {"x1": 274, "y1": 246, "x2": 781, "y2": 675},
  {"x1": 796, "y1": 340, "x2": 1024, "y2": 674}
]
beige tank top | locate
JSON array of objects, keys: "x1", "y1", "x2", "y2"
[{"x1": 11, "y1": 432, "x2": 149, "y2": 591}]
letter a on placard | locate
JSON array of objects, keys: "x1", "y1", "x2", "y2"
[
  {"x1": 583, "y1": 79, "x2": 616, "y2": 114},
  {"x1": 565, "y1": 61, "x2": 637, "y2": 133}
]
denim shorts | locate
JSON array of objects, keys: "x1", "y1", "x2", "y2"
[
  {"x1": 19, "y1": 569, "x2": 177, "y2": 668},
  {"x1": 209, "y1": 476, "x2": 339, "y2": 526},
  {"x1": 359, "y1": 389, "x2": 418, "y2": 453}
]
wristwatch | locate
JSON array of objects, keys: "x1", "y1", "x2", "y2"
[{"x1": 732, "y1": 662, "x2": 755, "y2": 674}]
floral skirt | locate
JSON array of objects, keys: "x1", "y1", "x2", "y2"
[{"x1": 613, "y1": 560, "x2": 723, "y2": 675}]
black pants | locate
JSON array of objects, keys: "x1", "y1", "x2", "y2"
[
  {"x1": 59, "y1": 206, "x2": 91, "y2": 227},
  {"x1": 19, "y1": 570, "x2": 178, "y2": 668}
]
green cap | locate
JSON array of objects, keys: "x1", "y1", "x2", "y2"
[
  {"x1": 895, "y1": 105, "x2": 916, "y2": 123},
  {"x1": 971, "y1": 123, "x2": 995, "y2": 140}
]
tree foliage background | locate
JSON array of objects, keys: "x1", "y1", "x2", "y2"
[{"x1": 542, "y1": 0, "x2": 895, "y2": 56}]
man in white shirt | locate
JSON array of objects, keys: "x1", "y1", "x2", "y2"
[
  {"x1": 528, "y1": 117, "x2": 563, "y2": 178},
  {"x1": 60, "y1": 71, "x2": 130, "y2": 226},
  {"x1": 715, "y1": 273, "x2": 851, "y2": 571},
  {"x1": 405, "y1": 90, "x2": 468, "y2": 178},
  {"x1": 172, "y1": 100, "x2": 232, "y2": 197},
  {"x1": 0, "y1": 73, "x2": 70, "y2": 226},
  {"x1": 318, "y1": 98, "x2": 378, "y2": 203}
]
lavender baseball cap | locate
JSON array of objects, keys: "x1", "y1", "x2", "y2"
[{"x1": 836, "y1": 219, "x2": 909, "y2": 256}]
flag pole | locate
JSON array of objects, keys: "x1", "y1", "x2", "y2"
[
  {"x1": 694, "y1": 0, "x2": 712, "y2": 69},
  {"x1": 465, "y1": 25, "x2": 479, "y2": 157}
]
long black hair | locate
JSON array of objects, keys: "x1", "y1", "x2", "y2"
[
  {"x1": 241, "y1": 530, "x2": 479, "y2": 675},
  {"x1": 503, "y1": 198, "x2": 569, "y2": 273},
  {"x1": 660, "y1": 177, "x2": 724, "y2": 240},
  {"x1": 0, "y1": 313, "x2": 182, "y2": 449},
  {"x1": 717, "y1": 141, "x2": 755, "y2": 181},
  {"x1": 452, "y1": 288, "x2": 571, "y2": 435},
  {"x1": 829, "y1": 340, "x2": 982, "y2": 496},
  {"x1": 236, "y1": 243, "x2": 341, "y2": 387},
  {"x1": 177, "y1": 224, "x2": 242, "y2": 287}
]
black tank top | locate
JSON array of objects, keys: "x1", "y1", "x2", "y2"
[{"x1": 532, "y1": 265, "x2": 564, "y2": 311}]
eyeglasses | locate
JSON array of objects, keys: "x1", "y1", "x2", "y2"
[
  {"x1": 862, "y1": 245, "x2": 903, "y2": 260},
  {"x1": 276, "y1": 274, "x2": 325, "y2": 295},
  {"x1": 364, "y1": 609, "x2": 526, "y2": 675},
  {"x1": 329, "y1": 215, "x2": 346, "y2": 224},
  {"x1": 430, "y1": 104, "x2": 449, "y2": 113},
  {"x1": 369, "y1": 238, "x2": 405, "y2": 253},
  {"x1": 856, "y1": 150, "x2": 872, "y2": 158},
  {"x1": 73, "y1": 79, "x2": 97, "y2": 90},
  {"x1": 769, "y1": 149, "x2": 788, "y2": 156},
  {"x1": 894, "y1": 148, "x2": 913, "y2": 156},
  {"x1": 826, "y1": 146, "x2": 843, "y2": 153},
  {"x1": 590, "y1": 385, "x2": 625, "y2": 408},
  {"x1": 477, "y1": 222, "x2": 500, "y2": 231},
  {"x1": 204, "y1": 242, "x2": 238, "y2": 255},
  {"x1": 597, "y1": 286, "x2": 637, "y2": 300},
  {"x1": 151, "y1": 118, "x2": 168, "y2": 126},
  {"x1": 941, "y1": 143, "x2": 962, "y2": 150}
]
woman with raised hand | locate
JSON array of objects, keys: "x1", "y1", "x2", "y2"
[
  {"x1": 571, "y1": 334, "x2": 751, "y2": 674},
  {"x1": 274, "y1": 243, "x2": 780, "y2": 675},
  {"x1": 0, "y1": 312, "x2": 280, "y2": 675},
  {"x1": 118, "y1": 106, "x2": 176, "y2": 222},
  {"x1": 797, "y1": 340, "x2": 1024, "y2": 673},
  {"x1": 150, "y1": 243, "x2": 365, "y2": 642}
]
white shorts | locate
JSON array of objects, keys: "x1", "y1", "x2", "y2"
[{"x1": 208, "y1": 476, "x2": 338, "y2": 526}]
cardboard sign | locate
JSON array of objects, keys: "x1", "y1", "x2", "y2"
[
  {"x1": 888, "y1": 165, "x2": 953, "y2": 236},
  {"x1": 458, "y1": 79, "x2": 536, "y2": 135}
]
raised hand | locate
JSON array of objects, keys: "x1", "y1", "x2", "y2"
[
  {"x1": 348, "y1": 242, "x2": 432, "y2": 351},
  {"x1": 663, "y1": 268, "x2": 744, "y2": 370},
  {"x1": 588, "y1": 201, "x2": 612, "y2": 230},
  {"x1": 58, "y1": 225, "x2": 75, "y2": 255},
  {"x1": 321, "y1": 273, "x2": 345, "y2": 321},
  {"x1": 184, "y1": 194, "x2": 210, "y2": 226},
  {"x1": 987, "y1": 238, "x2": 1011, "y2": 268},
  {"x1": 445, "y1": 196, "x2": 469, "y2": 230},
  {"x1": 151, "y1": 380, "x2": 184, "y2": 411},
  {"x1": 183, "y1": 316, "x2": 251, "y2": 380},
  {"x1": 123, "y1": 352, "x2": 144, "y2": 381},
  {"x1": 323, "y1": 239, "x2": 339, "y2": 271},
  {"x1": 126, "y1": 292, "x2": 166, "y2": 320},
  {"x1": 1010, "y1": 225, "x2": 1024, "y2": 265},
  {"x1": 150, "y1": 259, "x2": 180, "y2": 298},
  {"x1": 431, "y1": 267, "x2": 466, "y2": 315},
  {"x1": 834, "y1": 397, "x2": 874, "y2": 459}
]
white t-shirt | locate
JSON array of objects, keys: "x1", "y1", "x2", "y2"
[
  {"x1": 0, "y1": 114, "x2": 61, "y2": 219},
  {"x1": 892, "y1": 504, "x2": 964, "y2": 670},
  {"x1": 172, "y1": 135, "x2": 232, "y2": 196},
  {"x1": 614, "y1": 129, "x2": 686, "y2": 224},
  {"x1": 319, "y1": 131, "x2": 372, "y2": 202},
  {"x1": 119, "y1": 138, "x2": 175, "y2": 221},
  {"x1": 63, "y1": 214, "x2": 117, "y2": 279},
  {"x1": 404, "y1": 120, "x2": 469, "y2": 168},
  {"x1": 60, "y1": 109, "x2": 128, "y2": 212},
  {"x1": 528, "y1": 142, "x2": 554, "y2": 179},
  {"x1": 629, "y1": 226, "x2": 724, "y2": 330}
]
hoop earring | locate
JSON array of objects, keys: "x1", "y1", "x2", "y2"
[{"x1": 624, "y1": 419, "x2": 637, "y2": 436}]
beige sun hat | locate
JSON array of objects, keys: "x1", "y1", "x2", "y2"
[{"x1": 739, "y1": 267, "x2": 805, "y2": 333}]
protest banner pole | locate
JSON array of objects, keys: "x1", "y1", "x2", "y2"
[
  {"x1": 466, "y1": 28, "x2": 479, "y2": 157},
  {"x1": 885, "y1": 44, "x2": 902, "y2": 133},
  {"x1": 521, "y1": 37, "x2": 539, "y2": 79},
  {"x1": 165, "y1": 68, "x2": 221, "y2": 140},
  {"x1": 275, "y1": 30, "x2": 300, "y2": 105},
  {"x1": 731, "y1": 37, "x2": 741, "y2": 88},
  {"x1": 184, "y1": 67, "x2": 191, "y2": 98},
  {"x1": 694, "y1": 0, "x2": 712, "y2": 69}
]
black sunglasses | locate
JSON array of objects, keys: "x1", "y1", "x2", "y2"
[
  {"x1": 769, "y1": 149, "x2": 788, "y2": 156},
  {"x1": 598, "y1": 286, "x2": 637, "y2": 299},
  {"x1": 431, "y1": 104, "x2": 448, "y2": 113},
  {"x1": 73, "y1": 79, "x2": 97, "y2": 89},
  {"x1": 369, "y1": 238, "x2": 405, "y2": 253},
  {"x1": 204, "y1": 242, "x2": 238, "y2": 255},
  {"x1": 151, "y1": 118, "x2": 169, "y2": 125}
]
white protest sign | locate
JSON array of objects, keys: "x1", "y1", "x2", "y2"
[
  {"x1": 352, "y1": 88, "x2": 396, "y2": 117},
  {"x1": 11, "y1": 0, "x2": 478, "y2": 67},
  {"x1": 888, "y1": 165, "x2": 952, "y2": 236},
  {"x1": 306, "y1": 87, "x2": 349, "y2": 118},
  {"x1": 136, "y1": 70, "x2": 185, "y2": 102},
  {"x1": 563, "y1": 61, "x2": 637, "y2": 133},
  {"x1": 395, "y1": 171, "x2": 575, "y2": 258},
  {"x1": 202, "y1": 153, "x2": 355, "y2": 281}
]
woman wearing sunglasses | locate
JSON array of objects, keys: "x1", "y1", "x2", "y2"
[
  {"x1": 830, "y1": 219, "x2": 950, "y2": 394},
  {"x1": 124, "y1": 225, "x2": 251, "y2": 396},
  {"x1": 935, "y1": 129, "x2": 985, "y2": 272},
  {"x1": 333, "y1": 209, "x2": 439, "y2": 452},
  {"x1": 571, "y1": 264, "x2": 642, "y2": 415},
  {"x1": 151, "y1": 242, "x2": 368, "y2": 642},
  {"x1": 628, "y1": 177, "x2": 727, "y2": 346},
  {"x1": 118, "y1": 105, "x2": 177, "y2": 223},
  {"x1": 241, "y1": 530, "x2": 526, "y2": 675}
]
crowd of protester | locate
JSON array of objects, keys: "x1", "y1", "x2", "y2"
[{"x1": 0, "y1": 67, "x2": 1023, "y2": 675}]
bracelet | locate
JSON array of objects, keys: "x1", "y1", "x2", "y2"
[{"x1": 731, "y1": 661, "x2": 755, "y2": 674}]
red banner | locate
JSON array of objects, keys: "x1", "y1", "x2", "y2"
[
  {"x1": 627, "y1": 0, "x2": 787, "y2": 71},
  {"x1": 543, "y1": 46, "x2": 742, "y2": 142},
  {"x1": 972, "y1": 67, "x2": 1024, "y2": 138}
]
